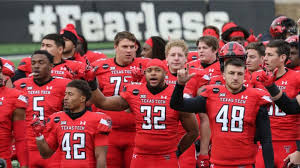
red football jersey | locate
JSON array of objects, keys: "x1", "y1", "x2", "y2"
[
  {"x1": 267, "y1": 69, "x2": 300, "y2": 141},
  {"x1": 188, "y1": 60, "x2": 221, "y2": 78},
  {"x1": 17, "y1": 57, "x2": 32, "y2": 77},
  {"x1": 91, "y1": 57, "x2": 148, "y2": 130},
  {"x1": 45, "y1": 111, "x2": 111, "y2": 168},
  {"x1": 85, "y1": 50, "x2": 107, "y2": 63},
  {"x1": 72, "y1": 52, "x2": 89, "y2": 65},
  {"x1": 51, "y1": 60, "x2": 86, "y2": 79},
  {"x1": 0, "y1": 87, "x2": 27, "y2": 160},
  {"x1": 200, "y1": 85, "x2": 271, "y2": 165},
  {"x1": 14, "y1": 77, "x2": 70, "y2": 150},
  {"x1": 183, "y1": 68, "x2": 210, "y2": 97},
  {"x1": 120, "y1": 83, "x2": 180, "y2": 155},
  {"x1": 1, "y1": 58, "x2": 15, "y2": 78}
]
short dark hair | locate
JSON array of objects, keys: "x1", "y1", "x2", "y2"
[
  {"x1": 67, "y1": 80, "x2": 92, "y2": 101},
  {"x1": 203, "y1": 25, "x2": 220, "y2": 36},
  {"x1": 42, "y1": 33, "x2": 65, "y2": 48},
  {"x1": 151, "y1": 36, "x2": 167, "y2": 60},
  {"x1": 224, "y1": 58, "x2": 246, "y2": 70},
  {"x1": 246, "y1": 42, "x2": 265, "y2": 57},
  {"x1": 114, "y1": 31, "x2": 136, "y2": 46},
  {"x1": 196, "y1": 36, "x2": 219, "y2": 51},
  {"x1": 267, "y1": 39, "x2": 290, "y2": 63},
  {"x1": 32, "y1": 50, "x2": 54, "y2": 64}
]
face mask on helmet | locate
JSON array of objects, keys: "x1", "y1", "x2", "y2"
[{"x1": 219, "y1": 42, "x2": 247, "y2": 71}]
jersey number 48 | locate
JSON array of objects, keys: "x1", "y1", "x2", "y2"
[{"x1": 216, "y1": 105, "x2": 245, "y2": 132}]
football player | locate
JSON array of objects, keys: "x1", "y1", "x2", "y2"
[
  {"x1": 170, "y1": 58, "x2": 274, "y2": 168},
  {"x1": 31, "y1": 79, "x2": 111, "y2": 168},
  {"x1": 91, "y1": 31, "x2": 148, "y2": 168},
  {"x1": 254, "y1": 39, "x2": 300, "y2": 168},
  {"x1": 91, "y1": 59, "x2": 199, "y2": 168},
  {"x1": 0, "y1": 59, "x2": 28, "y2": 168},
  {"x1": 14, "y1": 50, "x2": 71, "y2": 168}
]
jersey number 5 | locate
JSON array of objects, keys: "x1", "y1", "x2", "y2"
[
  {"x1": 140, "y1": 105, "x2": 166, "y2": 130},
  {"x1": 62, "y1": 132, "x2": 86, "y2": 160},
  {"x1": 33, "y1": 96, "x2": 45, "y2": 120},
  {"x1": 216, "y1": 105, "x2": 245, "y2": 132}
]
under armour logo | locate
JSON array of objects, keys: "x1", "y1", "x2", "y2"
[
  {"x1": 208, "y1": 69, "x2": 214, "y2": 72},
  {"x1": 161, "y1": 96, "x2": 167, "y2": 99},
  {"x1": 241, "y1": 95, "x2": 248, "y2": 99},
  {"x1": 130, "y1": 66, "x2": 136, "y2": 69},
  {"x1": 46, "y1": 86, "x2": 52, "y2": 90},
  {"x1": 80, "y1": 121, "x2": 86, "y2": 125},
  {"x1": 281, "y1": 81, "x2": 287, "y2": 85},
  {"x1": 0, "y1": 97, "x2": 4, "y2": 101},
  {"x1": 132, "y1": 154, "x2": 137, "y2": 158}
]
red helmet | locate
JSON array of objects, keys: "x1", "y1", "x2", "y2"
[
  {"x1": 285, "y1": 35, "x2": 299, "y2": 44},
  {"x1": 219, "y1": 42, "x2": 246, "y2": 71},
  {"x1": 219, "y1": 41, "x2": 246, "y2": 60},
  {"x1": 269, "y1": 16, "x2": 297, "y2": 39}
]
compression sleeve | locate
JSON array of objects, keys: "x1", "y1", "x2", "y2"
[
  {"x1": 170, "y1": 82, "x2": 206, "y2": 113},
  {"x1": 274, "y1": 93, "x2": 300, "y2": 114},
  {"x1": 256, "y1": 106, "x2": 274, "y2": 168},
  {"x1": 11, "y1": 70, "x2": 26, "y2": 83}
]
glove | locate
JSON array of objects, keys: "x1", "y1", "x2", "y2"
[
  {"x1": 247, "y1": 29, "x2": 262, "y2": 43},
  {"x1": 257, "y1": 68, "x2": 277, "y2": 87},
  {"x1": 197, "y1": 154, "x2": 210, "y2": 168},
  {"x1": 31, "y1": 116, "x2": 45, "y2": 139},
  {"x1": 131, "y1": 67, "x2": 144, "y2": 82}
]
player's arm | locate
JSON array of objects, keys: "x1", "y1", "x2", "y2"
[
  {"x1": 273, "y1": 93, "x2": 300, "y2": 115},
  {"x1": 31, "y1": 118, "x2": 55, "y2": 159},
  {"x1": 170, "y1": 83, "x2": 207, "y2": 113},
  {"x1": 13, "y1": 108, "x2": 28, "y2": 168},
  {"x1": 177, "y1": 112, "x2": 199, "y2": 157},
  {"x1": 198, "y1": 113, "x2": 211, "y2": 155},
  {"x1": 95, "y1": 146, "x2": 108, "y2": 168},
  {"x1": 255, "y1": 105, "x2": 274, "y2": 168},
  {"x1": 11, "y1": 69, "x2": 27, "y2": 82},
  {"x1": 91, "y1": 89, "x2": 129, "y2": 111}
]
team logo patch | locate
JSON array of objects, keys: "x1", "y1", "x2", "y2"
[
  {"x1": 215, "y1": 81, "x2": 222, "y2": 85},
  {"x1": 102, "y1": 64, "x2": 109, "y2": 69},
  {"x1": 132, "y1": 89, "x2": 139, "y2": 95},
  {"x1": 54, "y1": 117, "x2": 60, "y2": 123},
  {"x1": 212, "y1": 88, "x2": 219, "y2": 93},
  {"x1": 20, "y1": 83, "x2": 26, "y2": 88},
  {"x1": 192, "y1": 55, "x2": 197, "y2": 60}
]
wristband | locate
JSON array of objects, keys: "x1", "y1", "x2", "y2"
[
  {"x1": 265, "y1": 83, "x2": 280, "y2": 97},
  {"x1": 36, "y1": 135, "x2": 44, "y2": 141},
  {"x1": 88, "y1": 78, "x2": 98, "y2": 91}
]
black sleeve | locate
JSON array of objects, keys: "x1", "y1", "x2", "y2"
[
  {"x1": 255, "y1": 105, "x2": 274, "y2": 168},
  {"x1": 274, "y1": 93, "x2": 300, "y2": 114},
  {"x1": 297, "y1": 140, "x2": 300, "y2": 151},
  {"x1": 170, "y1": 83, "x2": 207, "y2": 113},
  {"x1": 11, "y1": 69, "x2": 26, "y2": 83}
]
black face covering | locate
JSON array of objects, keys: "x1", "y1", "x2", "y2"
[
  {"x1": 201, "y1": 59, "x2": 217, "y2": 68},
  {"x1": 65, "y1": 108, "x2": 87, "y2": 120},
  {"x1": 146, "y1": 83, "x2": 168, "y2": 95}
]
